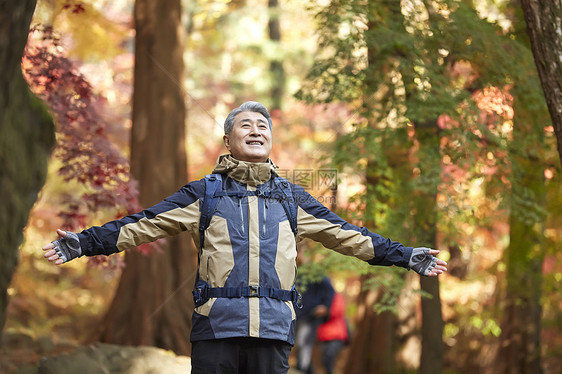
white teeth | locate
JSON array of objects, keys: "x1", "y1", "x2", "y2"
[{"x1": 248, "y1": 142, "x2": 261, "y2": 145}]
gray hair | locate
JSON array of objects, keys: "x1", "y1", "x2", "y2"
[{"x1": 224, "y1": 101, "x2": 272, "y2": 134}]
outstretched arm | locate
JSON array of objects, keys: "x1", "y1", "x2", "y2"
[
  {"x1": 293, "y1": 185, "x2": 447, "y2": 276},
  {"x1": 40, "y1": 179, "x2": 205, "y2": 265}
]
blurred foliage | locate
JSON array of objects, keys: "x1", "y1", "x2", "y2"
[
  {"x1": 296, "y1": 0, "x2": 560, "y2": 371},
  {"x1": 32, "y1": 0, "x2": 128, "y2": 61},
  {"x1": 7, "y1": 210, "x2": 121, "y2": 340},
  {"x1": 23, "y1": 26, "x2": 141, "y2": 229}
]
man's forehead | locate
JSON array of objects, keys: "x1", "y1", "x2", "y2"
[{"x1": 235, "y1": 111, "x2": 268, "y2": 122}]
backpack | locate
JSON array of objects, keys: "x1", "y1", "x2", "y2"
[
  {"x1": 192, "y1": 173, "x2": 301, "y2": 307},
  {"x1": 198, "y1": 173, "x2": 298, "y2": 250}
]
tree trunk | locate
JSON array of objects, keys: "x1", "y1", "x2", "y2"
[
  {"x1": 344, "y1": 125, "x2": 414, "y2": 374},
  {"x1": 519, "y1": 0, "x2": 562, "y2": 164},
  {"x1": 268, "y1": 0, "x2": 284, "y2": 111},
  {"x1": 0, "y1": 0, "x2": 55, "y2": 331},
  {"x1": 413, "y1": 121, "x2": 443, "y2": 374},
  {"x1": 498, "y1": 211, "x2": 543, "y2": 373},
  {"x1": 342, "y1": 128, "x2": 412, "y2": 373},
  {"x1": 344, "y1": 3, "x2": 421, "y2": 372},
  {"x1": 497, "y1": 101, "x2": 546, "y2": 374},
  {"x1": 97, "y1": 0, "x2": 197, "y2": 355},
  {"x1": 345, "y1": 277, "x2": 398, "y2": 374}
]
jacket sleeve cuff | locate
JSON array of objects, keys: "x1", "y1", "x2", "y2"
[
  {"x1": 367, "y1": 244, "x2": 413, "y2": 269},
  {"x1": 402, "y1": 246, "x2": 413, "y2": 269},
  {"x1": 78, "y1": 233, "x2": 93, "y2": 256},
  {"x1": 78, "y1": 231, "x2": 114, "y2": 257}
]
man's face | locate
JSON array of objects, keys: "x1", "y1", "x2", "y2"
[{"x1": 223, "y1": 111, "x2": 272, "y2": 163}]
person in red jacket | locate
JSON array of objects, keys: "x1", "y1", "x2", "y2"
[{"x1": 317, "y1": 292, "x2": 349, "y2": 374}]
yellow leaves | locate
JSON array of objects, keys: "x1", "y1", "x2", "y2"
[
  {"x1": 33, "y1": 0, "x2": 129, "y2": 61},
  {"x1": 313, "y1": 129, "x2": 334, "y2": 143},
  {"x1": 65, "y1": 19, "x2": 124, "y2": 60},
  {"x1": 191, "y1": 0, "x2": 231, "y2": 27}
]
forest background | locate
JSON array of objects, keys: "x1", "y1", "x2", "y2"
[{"x1": 1, "y1": 0, "x2": 561, "y2": 373}]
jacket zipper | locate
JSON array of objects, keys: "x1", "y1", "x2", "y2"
[
  {"x1": 238, "y1": 198, "x2": 245, "y2": 234},
  {"x1": 262, "y1": 198, "x2": 268, "y2": 237}
]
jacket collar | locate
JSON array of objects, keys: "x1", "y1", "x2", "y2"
[{"x1": 212, "y1": 154, "x2": 278, "y2": 187}]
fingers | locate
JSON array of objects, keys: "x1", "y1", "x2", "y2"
[
  {"x1": 427, "y1": 263, "x2": 448, "y2": 276},
  {"x1": 433, "y1": 255, "x2": 447, "y2": 273},
  {"x1": 44, "y1": 249, "x2": 56, "y2": 257},
  {"x1": 434, "y1": 264, "x2": 447, "y2": 273},
  {"x1": 429, "y1": 251, "x2": 448, "y2": 266},
  {"x1": 41, "y1": 229, "x2": 67, "y2": 266},
  {"x1": 45, "y1": 253, "x2": 63, "y2": 265},
  {"x1": 429, "y1": 250, "x2": 448, "y2": 274},
  {"x1": 427, "y1": 268, "x2": 443, "y2": 276},
  {"x1": 436, "y1": 258, "x2": 447, "y2": 266},
  {"x1": 44, "y1": 249, "x2": 63, "y2": 264},
  {"x1": 47, "y1": 255, "x2": 63, "y2": 265}
]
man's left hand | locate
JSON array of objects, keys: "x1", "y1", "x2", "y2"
[{"x1": 409, "y1": 247, "x2": 447, "y2": 276}]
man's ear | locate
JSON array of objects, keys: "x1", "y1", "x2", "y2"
[{"x1": 223, "y1": 134, "x2": 231, "y2": 151}]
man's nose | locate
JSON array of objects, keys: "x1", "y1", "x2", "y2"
[{"x1": 249, "y1": 124, "x2": 261, "y2": 135}]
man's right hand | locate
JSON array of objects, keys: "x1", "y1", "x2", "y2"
[{"x1": 42, "y1": 229, "x2": 82, "y2": 265}]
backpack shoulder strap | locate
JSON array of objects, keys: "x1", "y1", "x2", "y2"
[
  {"x1": 199, "y1": 173, "x2": 223, "y2": 250},
  {"x1": 273, "y1": 176, "x2": 298, "y2": 236}
]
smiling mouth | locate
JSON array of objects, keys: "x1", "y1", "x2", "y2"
[{"x1": 246, "y1": 141, "x2": 263, "y2": 145}]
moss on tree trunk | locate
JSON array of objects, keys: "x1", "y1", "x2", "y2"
[{"x1": 0, "y1": 0, "x2": 56, "y2": 330}]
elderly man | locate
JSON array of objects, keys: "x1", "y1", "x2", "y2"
[{"x1": 42, "y1": 101, "x2": 447, "y2": 374}]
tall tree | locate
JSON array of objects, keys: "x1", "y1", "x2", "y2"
[
  {"x1": 268, "y1": 0, "x2": 285, "y2": 111},
  {"x1": 0, "y1": 0, "x2": 55, "y2": 330},
  {"x1": 412, "y1": 120, "x2": 443, "y2": 374},
  {"x1": 400, "y1": 3, "x2": 448, "y2": 372},
  {"x1": 97, "y1": 0, "x2": 197, "y2": 355},
  {"x1": 498, "y1": 114, "x2": 546, "y2": 373},
  {"x1": 496, "y1": 3, "x2": 550, "y2": 371},
  {"x1": 520, "y1": 0, "x2": 562, "y2": 164},
  {"x1": 359, "y1": 2, "x2": 420, "y2": 372}
]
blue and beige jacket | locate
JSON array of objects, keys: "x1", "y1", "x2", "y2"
[{"x1": 77, "y1": 155, "x2": 413, "y2": 345}]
